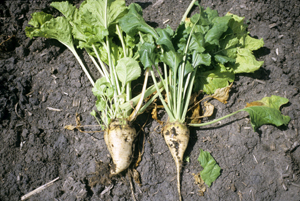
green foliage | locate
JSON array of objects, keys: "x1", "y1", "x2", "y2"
[
  {"x1": 25, "y1": 12, "x2": 74, "y2": 48},
  {"x1": 195, "y1": 65, "x2": 234, "y2": 94},
  {"x1": 50, "y1": 1, "x2": 79, "y2": 22},
  {"x1": 119, "y1": 3, "x2": 158, "y2": 38},
  {"x1": 160, "y1": 51, "x2": 183, "y2": 73},
  {"x1": 116, "y1": 57, "x2": 141, "y2": 86},
  {"x1": 26, "y1": 0, "x2": 148, "y2": 129},
  {"x1": 156, "y1": 26, "x2": 175, "y2": 52},
  {"x1": 198, "y1": 149, "x2": 221, "y2": 187},
  {"x1": 92, "y1": 77, "x2": 113, "y2": 98},
  {"x1": 139, "y1": 42, "x2": 157, "y2": 69},
  {"x1": 121, "y1": 4, "x2": 264, "y2": 95},
  {"x1": 26, "y1": 1, "x2": 291, "y2": 196},
  {"x1": 187, "y1": 8, "x2": 264, "y2": 94},
  {"x1": 79, "y1": 0, "x2": 127, "y2": 29},
  {"x1": 192, "y1": 52, "x2": 211, "y2": 67}
]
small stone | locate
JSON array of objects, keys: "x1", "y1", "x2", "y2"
[
  {"x1": 230, "y1": 183, "x2": 236, "y2": 192},
  {"x1": 21, "y1": 129, "x2": 29, "y2": 138},
  {"x1": 270, "y1": 142, "x2": 276, "y2": 151}
]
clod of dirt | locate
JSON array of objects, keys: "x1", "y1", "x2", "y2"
[
  {"x1": 89, "y1": 161, "x2": 113, "y2": 187},
  {"x1": 291, "y1": 146, "x2": 300, "y2": 169}
]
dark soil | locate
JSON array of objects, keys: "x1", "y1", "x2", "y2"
[{"x1": 1, "y1": 0, "x2": 300, "y2": 200}]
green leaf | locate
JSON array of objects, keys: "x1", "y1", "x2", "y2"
[
  {"x1": 195, "y1": 64, "x2": 234, "y2": 94},
  {"x1": 90, "y1": 110, "x2": 97, "y2": 117},
  {"x1": 240, "y1": 95, "x2": 290, "y2": 131},
  {"x1": 242, "y1": 35, "x2": 264, "y2": 51},
  {"x1": 185, "y1": 156, "x2": 190, "y2": 163},
  {"x1": 71, "y1": 0, "x2": 125, "y2": 51},
  {"x1": 80, "y1": 0, "x2": 127, "y2": 29},
  {"x1": 76, "y1": 3, "x2": 110, "y2": 43},
  {"x1": 161, "y1": 51, "x2": 183, "y2": 73},
  {"x1": 233, "y1": 48, "x2": 264, "y2": 73},
  {"x1": 205, "y1": 16, "x2": 231, "y2": 46},
  {"x1": 25, "y1": 13, "x2": 74, "y2": 48},
  {"x1": 219, "y1": 35, "x2": 239, "y2": 59},
  {"x1": 173, "y1": 23, "x2": 188, "y2": 52},
  {"x1": 214, "y1": 54, "x2": 235, "y2": 64},
  {"x1": 92, "y1": 77, "x2": 114, "y2": 99},
  {"x1": 50, "y1": 1, "x2": 79, "y2": 22},
  {"x1": 116, "y1": 57, "x2": 141, "y2": 85},
  {"x1": 184, "y1": 61, "x2": 194, "y2": 76},
  {"x1": 139, "y1": 42, "x2": 157, "y2": 69},
  {"x1": 226, "y1": 13, "x2": 247, "y2": 36},
  {"x1": 189, "y1": 32, "x2": 205, "y2": 53},
  {"x1": 119, "y1": 3, "x2": 158, "y2": 39},
  {"x1": 192, "y1": 52, "x2": 211, "y2": 67},
  {"x1": 96, "y1": 98, "x2": 107, "y2": 111},
  {"x1": 198, "y1": 149, "x2": 221, "y2": 187},
  {"x1": 156, "y1": 26, "x2": 175, "y2": 52},
  {"x1": 204, "y1": 7, "x2": 219, "y2": 23},
  {"x1": 26, "y1": 11, "x2": 53, "y2": 29}
]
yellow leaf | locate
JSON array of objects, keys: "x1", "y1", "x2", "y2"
[
  {"x1": 76, "y1": 113, "x2": 81, "y2": 126},
  {"x1": 133, "y1": 169, "x2": 141, "y2": 186},
  {"x1": 64, "y1": 125, "x2": 76, "y2": 130},
  {"x1": 192, "y1": 173, "x2": 206, "y2": 196},
  {"x1": 245, "y1": 101, "x2": 264, "y2": 107},
  {"x1": 189, "y1": 91, "x2": 202, "y2": 106},
  {"x1": 203, "y1": 101, "x2": 214, "y2": 117},
  {"x1": 190, "y1": 101, "x2": 214, "y2": 123},
  {"x1": 151, "y1": 103, "x2": 163, "y2": 125},
  {"x1": 190, "y1": 104, "x2": 201, "y2": 124}
]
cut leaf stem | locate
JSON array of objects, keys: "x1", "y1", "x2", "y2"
[{"x1": 189, "y1": 110, "x2": 240, "y2": 127}]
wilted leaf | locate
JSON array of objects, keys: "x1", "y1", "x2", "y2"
[
  {"x1": 190, "y1": 101, "x2": 214, "y2": 124},
  {"x1": 76, "y1": 113, "x2": 81, "y2": 126},
  {"x1": 64, "y1": 125, "x2": 77, "y2": 130},
  {"x1": 212, "y1": 82, "x2": 233, "y2": 103},
  {"x1": 151, "y1": 103, "x2": 163, "y2": 125},
  {"x1": 190, "y1": 104, "x2": 201, "y2": 124},
  {"x1": 133, "y1": 169, "x2": 141, "y2": 186},
  {"x1": 192, "y1": 173, "x2": 206, "y2": 196},
  {"x1": 134, "y1": 134, "x2": 145, "y2": 168},
  {"x1": 203, "y1": 101, "x2": 214, "y2": 117},
  {"x1": 189, "y1": 91, "x2": 202, "y2": 106}
]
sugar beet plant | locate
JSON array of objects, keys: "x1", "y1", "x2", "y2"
[
  {"x1": 26, "y1": 0, "x2": 291, "y2": 200},
  {"x1": 25, "y1": 0, "x2": 161, "y2": 175},
  {"x1": 120, "y1": 0, "x2": 290, "y2": 200}
]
